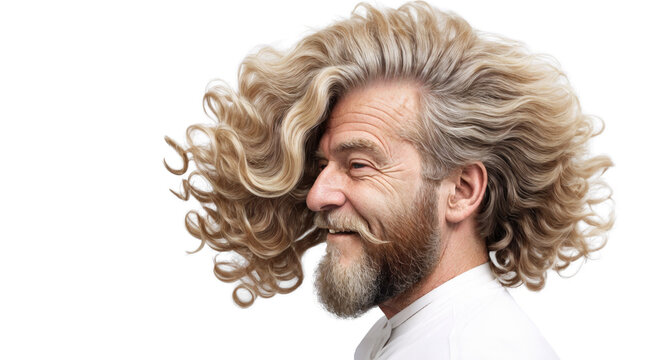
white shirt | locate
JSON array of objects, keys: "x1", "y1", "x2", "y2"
[{"x1": 354, "y1": 263, "x2": 559, "y2": 360}]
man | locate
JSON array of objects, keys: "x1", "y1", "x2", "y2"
[{"x1": 166, "y1": 2, "x2": 613, "y2": 359}]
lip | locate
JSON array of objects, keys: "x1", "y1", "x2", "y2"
[{"x1": 325, "y1": 231, "x2": 360, "y2": 244}]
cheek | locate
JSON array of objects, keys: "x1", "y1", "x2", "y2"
[
  {"x1": 368, "y1": 184, "x2": 440, "y2": 259},
  {"x1": 349, "y1": 187, "x2": 403, "y2": 220}
]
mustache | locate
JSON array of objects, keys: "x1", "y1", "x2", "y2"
[{"x1": 313, "y1": 212, "x2": 387, "y2": 245}]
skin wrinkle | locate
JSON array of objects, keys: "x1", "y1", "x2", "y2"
[
  {"x1": 333, "y1": 141, "x2": 412, "y2": 181},
  {"x1": 309, "y1": 81, "x2": 464, "y2": 318},
  {"x1": 336, "y1": 140, "x2": 417, "y2": 196},
  {"x1": 327, "y1": 122, "x2": 395, "y2": 157},
  {"x1": 319, "y1": 142, "x2": 419, "y2": 196},
  {"x1": 315, "y1": 138, "x2": 391, "y2": 169},
  {"x1": 335, "y1": 139, "x2": 387, "y2": 166},
  {"x1": 367, "y1": 96, "x2": 415, "y2": 123},
  {"x1": 321, "y1": 155, "x2": 407, "y2": 203},
  {"x1": 325, "y1": 85, "x2": 422, "y2": 180},
  {"x1": 339, "y1": 92, "x2": 417, "y2": 127},
  {"x1": 166, "y1": 2, "x2": 613, "y2": 308},
  {"x1": 314, "y1": 174, "x2": 442, "y2": 318}
]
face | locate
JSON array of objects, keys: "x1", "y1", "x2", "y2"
[{"x1": 307, "y1": 81, "x2": 442, "y2": 318}]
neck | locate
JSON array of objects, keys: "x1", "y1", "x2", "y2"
[{"x1": 378, "y1": 220, "x2": 488, "y2": 319}]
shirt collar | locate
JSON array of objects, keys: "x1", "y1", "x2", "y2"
[{"x1": 387, "y1": 262, "x2": 496, "y2": 330}]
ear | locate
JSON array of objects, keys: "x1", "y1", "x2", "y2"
[{"x1": 443, "y1": 162, "x2": 487, "y2": 223}]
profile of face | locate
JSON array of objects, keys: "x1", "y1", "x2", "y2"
[{"x1": 307, "y1": 81, "x2": 443, "y2": 318}]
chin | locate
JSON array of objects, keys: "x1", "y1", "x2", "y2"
[{"x1": 315, "y1": 242, "x2": 380, "y2": 318}]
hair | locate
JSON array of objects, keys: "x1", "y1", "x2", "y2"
[{"x1": 165, "y1": 1, "x2": 613, "y2": 306}]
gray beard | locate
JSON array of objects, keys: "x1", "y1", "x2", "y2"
[
  {"x1": 314, "y1": 244, "x2": 380, "y2": 318},
  {"x1": 314, "y1": 181, "x2": 441, "y2": 318}
]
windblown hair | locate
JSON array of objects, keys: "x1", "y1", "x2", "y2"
[{"x1": 165, "y1": 1, "x2": 613, "y2": 306}]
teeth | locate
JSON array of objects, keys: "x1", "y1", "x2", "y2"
[{"x1": 328, "y1": 229, "x2": 353, "y2": 234}]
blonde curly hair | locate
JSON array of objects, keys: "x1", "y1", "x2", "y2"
[{"x1": 165, "y1": 1, "x2": 613, "y2": 307}]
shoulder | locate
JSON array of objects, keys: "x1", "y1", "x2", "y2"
[{"x1": 450, "y1": 287, "x2": 559, "y2": 360}]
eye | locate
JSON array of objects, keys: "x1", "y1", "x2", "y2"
[
  {"x1": 349, "y1": 159, "x2": 374, "y2": 172},
  {"x1": 317, "y1": 160, "x2": 328, "y2": 172}
]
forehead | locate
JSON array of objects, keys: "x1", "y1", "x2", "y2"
[{"x1": 320, "y1": 80, "x2": 421, "y2": 151}]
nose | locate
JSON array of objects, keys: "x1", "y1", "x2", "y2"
[{"x1": 306, "y1": 165, "x2": 346, "y2": 212}]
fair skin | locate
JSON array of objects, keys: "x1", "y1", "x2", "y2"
[{"x1": 306, "y1": 80, "x2": 488, "y2": 319}]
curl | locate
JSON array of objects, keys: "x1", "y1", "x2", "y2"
[{"x1": 165, "y1": 1, "x2": 613, "y2": 305}]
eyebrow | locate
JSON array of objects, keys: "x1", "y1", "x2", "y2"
[{"x1": 314, "y1": 138, "x2": 389, "y2": 166}]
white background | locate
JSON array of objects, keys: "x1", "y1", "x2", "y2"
[{"x1": 1, "y1": 0, "x2": 667, "y2": 359}]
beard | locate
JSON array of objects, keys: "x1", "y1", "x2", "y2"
[{"x1": 314, "y1": 180, "x2": 441, "y2": 318}]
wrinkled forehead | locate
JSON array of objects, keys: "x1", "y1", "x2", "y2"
[{"x1": 319, "y1": 80, "x2": 423, "y2": 150}]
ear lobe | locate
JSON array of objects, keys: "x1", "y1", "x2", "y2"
[{"x1": 444, "y1": 162, "x2": 487, "y2": 223}]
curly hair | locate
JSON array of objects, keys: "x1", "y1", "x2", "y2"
[{"x1": 165, "y1": 1, "x2": 613, "y2": 306}]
